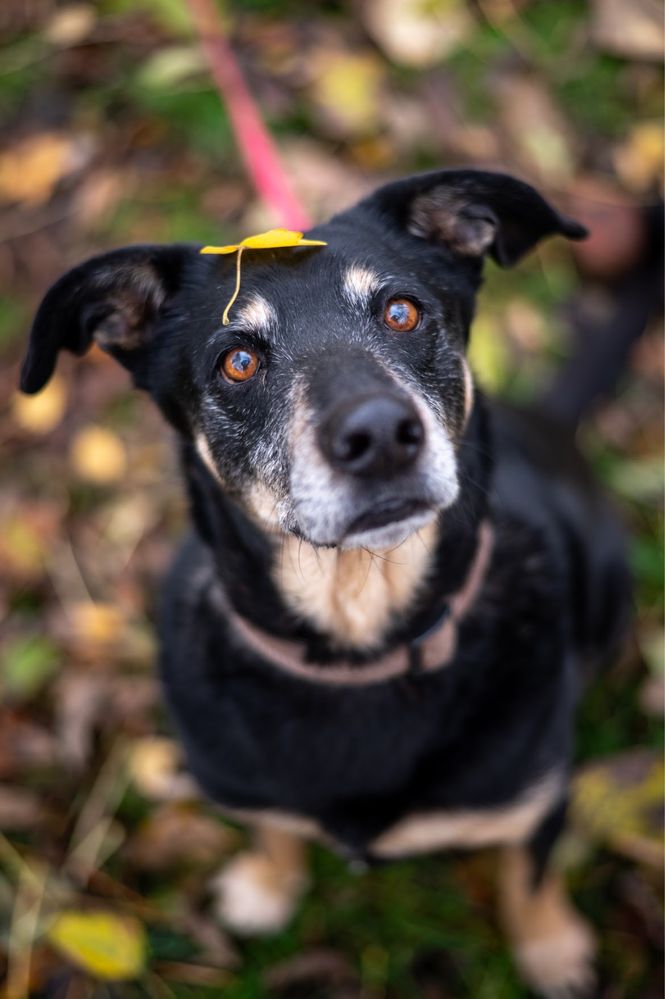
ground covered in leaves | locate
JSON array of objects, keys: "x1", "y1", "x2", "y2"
[{"x1": 0, "y1": 0, "x2": 663, "y2": 996}]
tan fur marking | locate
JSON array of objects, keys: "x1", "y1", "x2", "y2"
[
  {"x1": 246, "y1": 481, "x2": 283, "y2": 532},
  {"x1": 499, "y1": 846, "x2": 596, "y2": 996},
  {"x1": 342, "y1": 265, "x2": 382, "y2": 308},
  {"x1": 236, "y1": 294, "x2": 277, "y2": 331},
  {"x1": 195, "y1": 432, "x2": 225, "y2": 485},
  {"x1": 370, "y1": 776, "x2": 561, "y2": 857},
  {"x1": 195, "y1": 435, "x2": 284, "y2": 534},
  {"x1": 275, "y1": 522, "x2": 437, "y2": 649},
  {"x1": 213, "y1": 824, "x2": 308, "y2": 935},
  {"x1": 221, "y1": 806, "x2": 323, "y2": 842}
]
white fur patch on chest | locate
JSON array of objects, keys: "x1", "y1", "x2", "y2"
[{"x1": 273, "y1": 522, "x2": 437, "y2": 649}]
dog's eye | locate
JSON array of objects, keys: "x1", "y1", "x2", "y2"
[
  {"x1": 384, "y1": 298, "x2": 420, "y2": 332},
  {"x1": 221, "y1": 347, "x2": 260, "y2": 383}
]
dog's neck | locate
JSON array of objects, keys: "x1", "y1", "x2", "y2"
[{"x1": 181, "y1": 400, "x2": 492, "y2": 657}]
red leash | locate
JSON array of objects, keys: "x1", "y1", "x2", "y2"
[{"x1": 187, "y1": 0, "x2": 312, "y2": 230}]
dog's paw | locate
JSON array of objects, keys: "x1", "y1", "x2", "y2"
[
  {"x1": 515, "y1": 917, "x2": 597, "y2": 998},
  {"x1": 211, "y1": 852, "x2": 307, "y2": 936}
]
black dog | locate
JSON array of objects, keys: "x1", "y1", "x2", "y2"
[{"x1": 21, "y1": 170, "x2": 631, "y2": 997}]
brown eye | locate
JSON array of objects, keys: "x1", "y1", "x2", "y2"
[
  {"x1": 384, "y1": 298, "x2": 420, "y2": 332},
  {"x1": 221, "y1": 347, "x2": 260, "y2": 382}
]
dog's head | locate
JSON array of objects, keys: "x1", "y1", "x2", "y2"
[{"x1": 21, "y1": 170, "x2": 585, "y2": 550}]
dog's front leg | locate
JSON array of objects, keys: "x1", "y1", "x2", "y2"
[
  {"x1": 212, "y1": 822, "x2": 309, "y2": 935},
  {"x1": 498, "y1": 802, "x2": 596, "y2": 998}
]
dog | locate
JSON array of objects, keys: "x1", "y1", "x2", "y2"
[{"x1": 21, "y1": 170, "x2": 632, "y2": 997}]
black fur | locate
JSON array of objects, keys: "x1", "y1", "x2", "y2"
[{"x1": 21, "y1": 171, "x2": 630, "y2": 873}]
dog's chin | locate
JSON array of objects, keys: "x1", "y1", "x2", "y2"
[{"x1": 339, "y1": 507, "x2": 437, "y2": 551}]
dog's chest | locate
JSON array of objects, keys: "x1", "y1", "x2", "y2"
[
  {"x1": 272, "y1": 525, "x2": 437, "y2": 650},
  {"x1": 160, "y1": 523, "x2": 569, "y2": 853}
]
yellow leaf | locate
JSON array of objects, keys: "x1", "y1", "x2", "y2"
[
  {"x1": 241, "y1": 228, "x2": 326, "y2": 250},
  {"x1": 128, "y1": 736, "x2": 197, "y2": 800},
  {"x1": 199, "y1": 244, "x2": 238, "y2": 255},
  {"x1": 0, "y1": 133, "x2": 77, "y2": 207},
  {"x1": 47, "y1": 910, "x2": 146, "y2": 981},
  {"x1": 200, "y1": 228, "x2": 326, "y2": 254},
  {"x1": 70, "y1": 426, "x2": 127, "y2": 484},
  {"x1": 69, "y1": 602, "x2": 125, "y2": 647},
  {"x1": 200, "y1": 229, "x2": 326, "y2": 324},
  {"x1": 11, "y1": 375, "x2": 67, "y2": 434},
  {"x1": 572, "y1": 750, "x2": 664, "y2": 867},
  {"x1": 614, "y1": 122, "x2": 665, "y2": 193},
  {"x1": 311, "y1": 52, "x2": 384, "y2": 136}
]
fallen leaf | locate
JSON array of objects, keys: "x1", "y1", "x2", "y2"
[
  {"x1": 0, "y1": 510, "x2": 45, "y2": 582},
  {"x1": 10, "y1": 375, "x2": 68, "y2": 434},
  {"x1": 126, "y1": 802, "x2": 236, "y2": 870},
  {"x1": 0, "y1": 133, "x2": 88, "y2": 207},
  {"x1": 0, "y1": 783, "x2": 42, "y2": 829},
  {"x1": 613, "y1": 122, "x2": 665, "y2": 193},
  {"x1": 137, "y1": 45, "x2": 206, "y2": 89},
  {"x1": 128, "y1": 737, "x2": 199, "y2": 801},
  {"x1": 1, "y1": 634, "x2": 60, "y2": 701},
  {"x1": 591, "y1": 0, "x2": 665, "y2": 61},
  {"x1": 45, "y1": 3, "x2": 96, "y2": 46},
  {"x1": 607, "y1": 456, "x2": 665, "y2": 500},
  {"x1": 47, "y1": 910, "x2": 147, "y2": 981},
  {"x1": 67, "y1": 602, "x2": 125, "y2": 648},
  {"x1": 134, "y1": 0, "x2": 194, "y2": 34},
  {"x1": 70, "y1": 426, "x2": 127, "y2": 484},
  {"x1": 362, "y1": 0, "x2": 473, "y2": 67},
  {"x1": 309, "y1": 51, "x2": 385, "y2": 138},
  {"x1": 572, "y1": 749, "x2": 664, "y2": 867}
]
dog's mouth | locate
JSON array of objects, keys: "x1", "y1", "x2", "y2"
[{"x1": 345, "y1": 498, "x2": 431, "y2": 537}]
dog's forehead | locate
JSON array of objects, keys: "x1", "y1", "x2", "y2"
[
  {"x1": 213, "y1": 225, "x2": 420, "y2": 325},
  {"x1": 239, "y1": 253, "x2": 386, "y2": 314}
]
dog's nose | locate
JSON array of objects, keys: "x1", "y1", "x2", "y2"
[{"x1": 321, "y1": 394, "x2": 424, "y2": 478}]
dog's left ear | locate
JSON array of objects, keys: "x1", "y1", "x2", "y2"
[{"x1": 357, "y1": 169, "x2": 587, "y2": 266}]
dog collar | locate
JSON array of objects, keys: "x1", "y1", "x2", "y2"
[{"x1": 209, "y1": 520, "x2": 493, "y2": 687}]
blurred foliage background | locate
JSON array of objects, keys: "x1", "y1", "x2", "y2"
[{"x1": 0, "y1": 0, "x2": 663, "y2": 996}]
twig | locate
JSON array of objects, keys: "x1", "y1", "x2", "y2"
[
  {"x1": 6, "y1": 861, "x2": 48, "y2": 999},
  {"x1": 65, "y1": 740, "x2": 131, "y2": 884}
]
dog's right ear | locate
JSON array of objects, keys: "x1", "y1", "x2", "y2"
[{"x1": 20, "y1": 244, "x2": 195, "y2": 394}]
